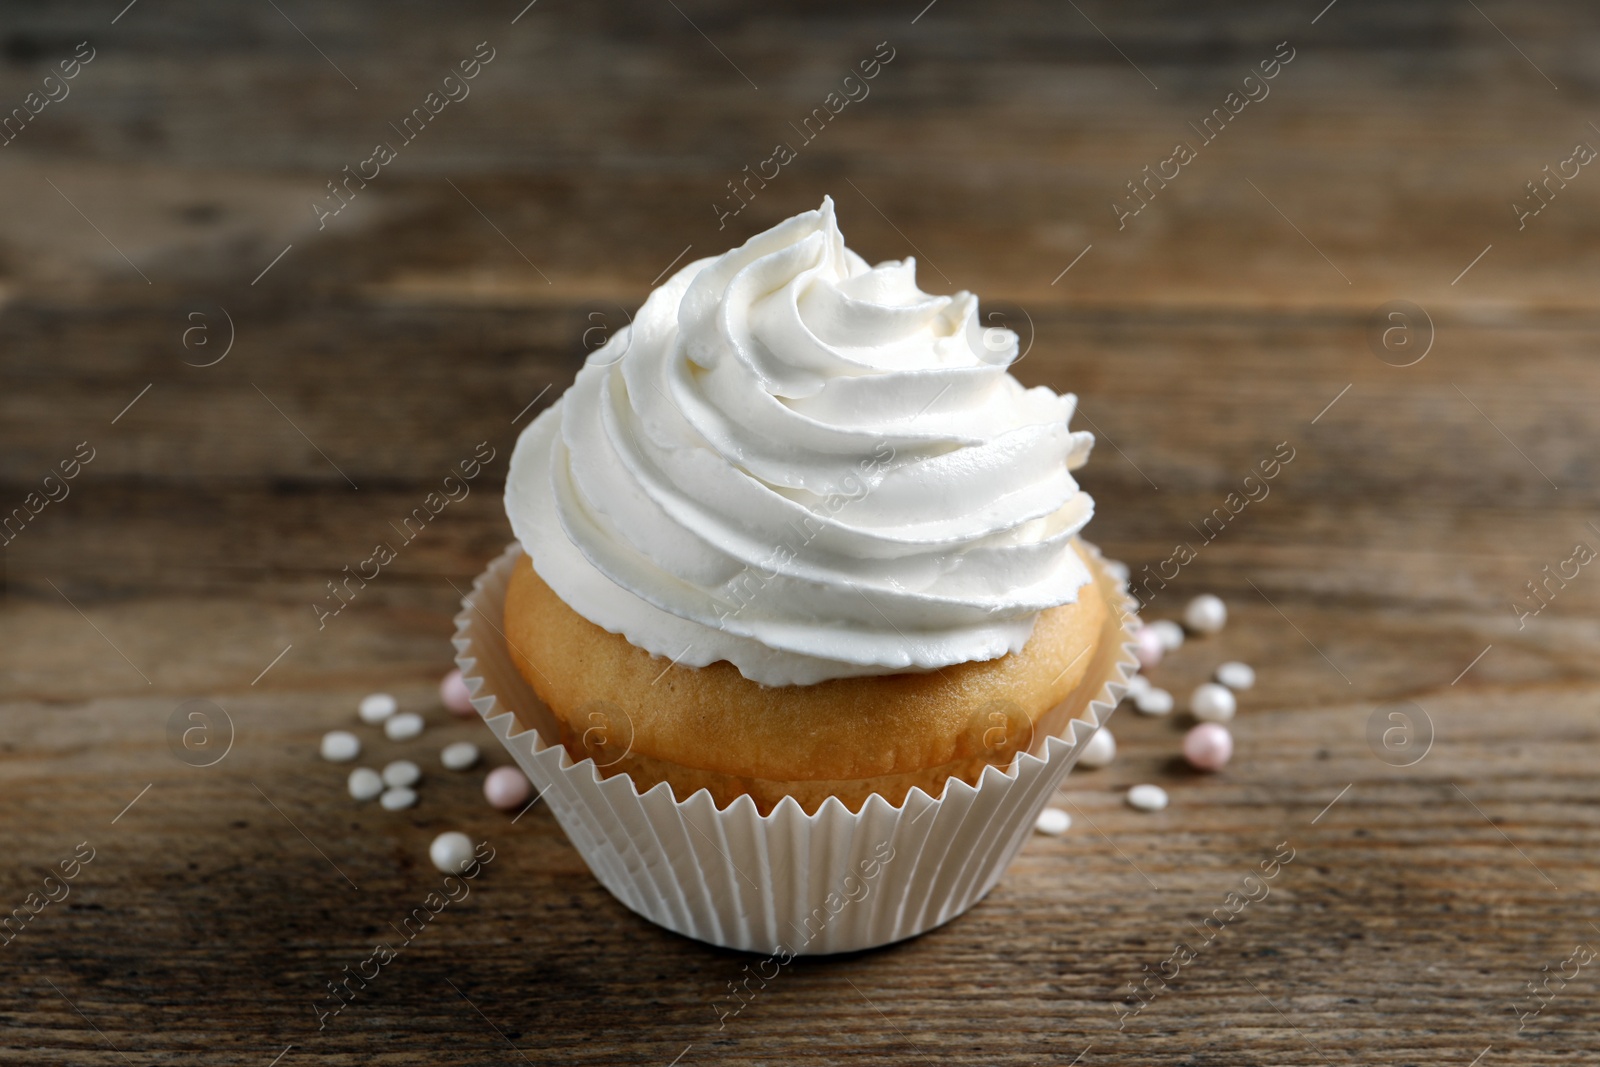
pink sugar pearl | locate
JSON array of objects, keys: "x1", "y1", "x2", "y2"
[
  {"x1": 1183, "y1": 722, "x2": 1233, "y2": 771},
  {"x1": 1134, "y1": 626, "x2": 1164, "y2": 670},
  {"x1": 483, "y1": 766, "x2": 532, "y2": 810},
  {"x1": 441, "y1": 668, "x2": 475, "y2": 716}
]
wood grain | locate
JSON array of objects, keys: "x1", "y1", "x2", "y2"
[{"x1": 2, "y1": 1, "x2": 1598, "y2": 1063}]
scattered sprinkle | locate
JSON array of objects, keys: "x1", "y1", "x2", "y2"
[
  {"x1": 382, "y1": 760, "x2": 421, "y2": 789},
  {"x1": 1216, "y1": 660, "x2": 1256, "y2": 691},
  {"x1": 320, "y1": 730, "x2": 361, "y2": 763},
  {"x1": 1184, "y1": 594, "x2": 1227, "y2": 635},
  {"x1": 379, "y1": 786, "x2": 417, "y2": 811},
  {"x1": 1134, "y1": 686, "x2": 1174, "y2": 716},
  {"x1": 429, "y1": 831, "x2": 477, "y2": 874},
  {"x1": 1134, "y1": 627, "x2": 1165, "y2": 669},
  {"x1": 1034, "y1": 806, "x2": 1072, "y2": 836},
  {"x1": 1183, "y1": 723, "x2": 1233, "y2": 771},
  {"x1": 441, "y1": 741, "x2": 481, "y2": 771},
  {"x1": 1148, "y1": 619, "x2": 1185, "y2": 652},
  {"x1": 347, "y1": 767, "x2": 383, "y2": 801},
  {"x1": 384, "y1": 712, "x2": 424, "y2": 741},
  {"x1": 1189, "y1": 682, "x2": 1237, "y2": 723},
  {"x1": 484, "y1": 766, "x2": 532, "y2": 811},
  {"x1": 441, "y1": 668, "x2": 475, "y2": 716},
  {"x1": 358, "y1": 692, "x2": 397, "y2": 724},
  {"x1": 1078, "y1": 727, "x2": 1116, "y2": 768},
  {"x1": 1127, "y1": 783, "x2": 1169, "y2": 812}
]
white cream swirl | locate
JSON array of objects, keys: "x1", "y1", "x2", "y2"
[{"x1": 505, "y1": 197, "x2": 1096, "y2": 686}]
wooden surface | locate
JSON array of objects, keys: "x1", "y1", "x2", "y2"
[{"x1": 4, "y1": 1, "x2": 1600, "y2": 1063}]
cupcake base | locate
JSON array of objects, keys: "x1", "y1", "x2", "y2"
[
  {"x1": 455, "y1": 541, "x2": 1137, "y2": 955},
  {"x1": 502, "y1": 543, "x2": 1112, "y2": 815}
]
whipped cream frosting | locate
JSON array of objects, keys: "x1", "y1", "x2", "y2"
[{"x1": 505, "y1": 197, "x2": 1096, "y2": 686}]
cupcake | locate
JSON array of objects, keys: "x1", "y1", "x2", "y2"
[{"x1": 462, "y1": 197, "x2": 1134, "y2": 953}]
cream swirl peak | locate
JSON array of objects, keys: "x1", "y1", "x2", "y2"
[{"x1": 505, "y1": 197, "x2": 1096, "y2": 686}]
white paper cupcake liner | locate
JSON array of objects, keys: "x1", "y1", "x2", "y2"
[{"x1": 454, "y1": 542, "x2": 1139, "y2": 955}]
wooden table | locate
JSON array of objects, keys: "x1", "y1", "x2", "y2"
[{"x1": 4, "y1": 1, "x2": 1598, "y2": 1063}]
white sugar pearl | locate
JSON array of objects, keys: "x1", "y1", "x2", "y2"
[
  {"x1": 384, "y1": 712, "x2": 424, "y2": 741},
  {"x1": 1127, "y1": 783, "x2": 1169, "y2": 811},
  {"x1": 320, "y1": 730, "x2": 361, "y2": 762},
  {"x1": 357, "y1": 692, "x2": 397, "y2": 724},
  {"x1": 1184, "y1": 594, "x2": 1227, "y2": 635},
  {"x1": 441, "y1": 741, "x2": 480, "y2": 771},
  {"x1": 379, "y1": 786, "x2": 417, "y2": 811},
  {"x1": 1190, "y1": 682, "x2": 1237, "y2": 723},
  {"x1": 1216, "y1": 661, "x2": 1256, "y2": 691},
  {"x1": 1078, "y1": 727, "x2": 1116, "y2": 768},
  {"x1": 1148, "y1": 619, "x2": 1185, "y2": 651},
  {"x1": 1134, "y1": 686, "x2": 1174, "y2": 716},
  {"x1": 1125, "y1": 674, "x2": 1152, "y2": 700},
  {"x1": 347, "y1": 767, "x2": 383, "y2": 801},
  {"x1": 383, "y1": 760, "x2": 421, "y2": 788},
  {"x1": 1034, "y1": 807, "x2": 1072, "y2": 836},
  {"x1": 429, "y1": 831, "x2": 477, "y2": 874}
]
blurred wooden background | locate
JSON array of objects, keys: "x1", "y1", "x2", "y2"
[{"x1": 2, "y1": 1, "x2": 1598, "y2": 1064}]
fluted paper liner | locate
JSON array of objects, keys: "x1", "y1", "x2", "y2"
[{"x1": 455, "y1": 542, "x2": 1139, "y2": 955}]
